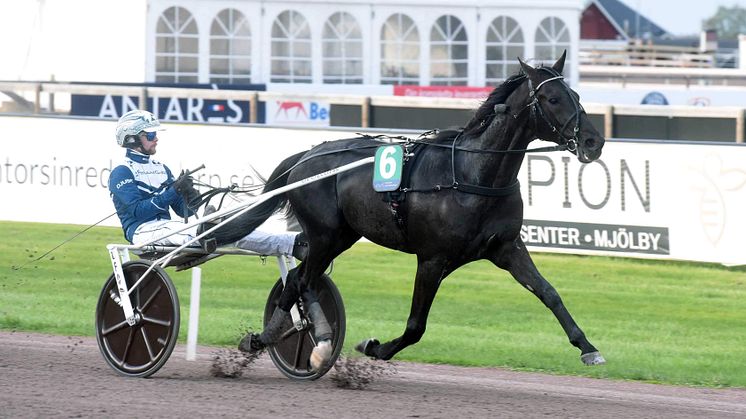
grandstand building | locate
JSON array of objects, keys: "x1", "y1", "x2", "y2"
[{"x1": 146, "y1": 0, "x2": 585, "y2": 87}]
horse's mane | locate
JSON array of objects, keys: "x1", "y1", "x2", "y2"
[
  {"x1": 433, "y1": 72, "x2": 527, "y2": 142},
  {"x1": 463, "y1": 73, "x2": 528, "y2": 136}
]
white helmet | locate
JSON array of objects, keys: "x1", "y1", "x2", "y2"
[{"x1": 115, "y1": 110, "x2": 165, "y2": 147}]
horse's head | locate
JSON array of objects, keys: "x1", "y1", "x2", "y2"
[{"x1": 516, "y1": 51, "x2": 605, "y2": 163}]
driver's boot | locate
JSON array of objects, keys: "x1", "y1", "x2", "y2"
[{"x1": 198, "y1": 205, "x2": 218, "y2": 253}]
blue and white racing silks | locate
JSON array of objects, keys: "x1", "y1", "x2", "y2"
[{"x1": 109, "y1": 149, "x2": 193, "y2": 242}]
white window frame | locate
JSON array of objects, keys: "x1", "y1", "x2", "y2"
[
  {"x1": 534, "y1": 16, "x2": 571, "y2": 66},
  {"x1": 322, "y1": 12, "x2": 363, "y2": 84},
  {"x1": 209, "y1": 8, "x2": 252, "y2": 84},
  {"x1": 485, "y1": 16, "x2": 524, "y2": 84},
  {"x1": 429, "y1": 15, "x2": 468, "y2": 86},
  {"x1": 270, "y1": 10, "x2": 313, "y2": 83},
  {"x1": 155, "y1": 6, "x2": 199, "y2": 83},
  {"x1": 380, "y1": 13, "x2": 420, "y2": 85}
]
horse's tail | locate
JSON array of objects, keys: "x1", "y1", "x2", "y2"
[{"x1": 208, "y1": 151, "x2": 306, "y2": 245}]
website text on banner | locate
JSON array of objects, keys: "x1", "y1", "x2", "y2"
[{"x1": 1, "y1": 116, "x2": 743, "y2": 265}]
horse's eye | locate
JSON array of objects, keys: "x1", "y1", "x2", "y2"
[{"x1": 548, "y1": 97, "x2": 560, "y2": 105}]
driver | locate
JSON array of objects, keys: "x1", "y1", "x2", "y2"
[{"x1": 108, "y1": 109, "x2": 307, "y2": 259}]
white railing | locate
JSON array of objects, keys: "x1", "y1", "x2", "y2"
[
  {"x1": 579, "y1": 43, "x2": 715, "y2": 68},
  {"x1": 579, "y1": 65, "x2": 746, "y2": 87}
]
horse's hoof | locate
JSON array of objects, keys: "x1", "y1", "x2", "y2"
[
  {"x1": 238, "y1": 333, "x2": 265, "y2": 353},
  {"x1": 581, "y1": 351, "x2": 606, "y2": 365},
  {"x1": 310, "y1": 339, "x2": 333, "y2": 371},
  {"x1": 354, "y1": 338, "x2": 380, "y2": 357}
]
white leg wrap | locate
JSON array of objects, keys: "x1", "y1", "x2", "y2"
[{"x1": 310, "y1": 340, "x2": 332, "y2": 371}]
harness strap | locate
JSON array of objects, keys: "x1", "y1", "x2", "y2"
[
  {"x1": 414, "y1": 140, "x2": 567, "y2": 155},
  {"x1": 453, "y1": 180, "x2": 520, "y2": 197}
]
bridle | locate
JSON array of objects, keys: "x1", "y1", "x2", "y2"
[
  {"x1": 511, "y1": 67, "x2": 584, "y2": 153},
  {"x1": 436, "y1": 68, "x2": 585, "y2": 197}
]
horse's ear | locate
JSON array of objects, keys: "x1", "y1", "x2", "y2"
[
  {"x1": 552, "y1": 50, "x2": 567, "y2": 74},
  {"x1": 518, "y1": 57, "x2": 538, "y2": 80}
]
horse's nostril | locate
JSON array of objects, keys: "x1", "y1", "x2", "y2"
[{"x1": 585, "y1": 138, "x2": 598, "y2": 149}]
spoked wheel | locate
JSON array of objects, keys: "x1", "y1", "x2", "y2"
[
  {"x1": 264, "y1": 273, "x2": 345, "y2": 380},
  {"x1": 95, "y1": 260, "x2": 180, "y2": 378}
]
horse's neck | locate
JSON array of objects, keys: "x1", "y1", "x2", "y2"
[{"x1": 458, "y1": 111, "x2": 532, "y2": 188}]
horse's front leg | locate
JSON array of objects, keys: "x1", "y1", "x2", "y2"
[
  {"x1": 490, "y1": 239, "x2": 605, "y2": 365},
  {"x1": 356, "y1": 256, "x2": 450, "y2": 360}
]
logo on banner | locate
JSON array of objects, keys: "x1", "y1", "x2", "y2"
[
  {"x1": 689, "y1": 154, "x2": 746, "y2": 246},
  {"x1": 687, "y1": 97, "x2": 711, "y2": 107},
  {"x1": 275, "y1": 101, "x2": 307, "y2": 119},
  {"x1": 641, "y1": 91, "x2": 669, "y2": 105},
  {"x1": 266, "y1": 101, "x2": 330, "y2": 126}
]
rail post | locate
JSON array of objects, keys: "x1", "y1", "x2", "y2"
[
  {"x1": 604, "y1": 105, "x2": 614, "y2": 138},
  {"x1": 361, "y1": 96, "x2": 371, "y2": 128},
  {"x1": 49, "y1": 75, "x2": 55, "y2": 113},
  {"x1": 139, "y1": 88, "x2": 147, "y2": 110},
  {"x1": 250, "y1": 92, "x2": 258, "y2": 124},
  {"x1": 34, "y1": 83, "x2": 41, "y2": 114},
  {"x1": 737, "y1": 108, "x2": 745, "y2": 143}
]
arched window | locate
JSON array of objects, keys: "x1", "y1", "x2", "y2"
[
  {"x1": 271, "y1": 10, "x2": 312, "y2": 83},
  {"x1": 380, "y1": 14, "x2": 419, "y2": 85},
  {"x1": 322, "y1": 12, "x2": 363, "y2": 84},
  {"x1": 535, "y1": 17, "x2": 570, "y2": 66},
  {"x1": 430, "y1": 15, "x2": 468, "y2": 86},
  {"x1": 486, "y1": 16, "x2": 524, "y2": 84},
  {"x1": 209, "y1": 9, "x2": 251, "y2": 84},
  {"x1": 155, "y1": 6, "x2": 199, "y2": 83}
]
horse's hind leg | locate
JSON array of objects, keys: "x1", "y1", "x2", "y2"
[
  {"x1": 241, "y1": 227, "x2": 360, "y2": 369},
  {"x1": 357, "y1": 256, "x2": 451, "y2": 360},
  {"x1": 298, "y1": 228, "x2": 364, "y2": 369},
  {"x1": 491, "y1": 239, "x2": 605, "y2": 365}
]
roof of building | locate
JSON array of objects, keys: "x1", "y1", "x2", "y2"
[{"x1": 593, "y1": 0, "x2": 669, "y2": 40}]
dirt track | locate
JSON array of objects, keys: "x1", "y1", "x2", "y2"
[{"x1": 1, "y1": 331, "x2": 745, "y2": 418}]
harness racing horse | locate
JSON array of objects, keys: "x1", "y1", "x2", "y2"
[{"x1": 212, "y1": 52, "x2": 607, "y2": 370}]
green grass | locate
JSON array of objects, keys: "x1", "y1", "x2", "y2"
[{"x1": 1, "y1": 220, "x2": 745, "y2": 388}]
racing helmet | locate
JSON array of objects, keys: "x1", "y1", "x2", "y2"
[{"x1": 115, "y1": 110, "x2": 165, "y2": 147}]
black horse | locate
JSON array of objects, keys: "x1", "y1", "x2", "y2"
[{"x1": 213, "y1": 52, "x2": 606, "y2": 369}]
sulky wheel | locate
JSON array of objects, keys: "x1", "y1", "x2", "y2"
[
  {"x1": 95, "y1": 260, "x2": 180, "y2": 378},
  {"x1": 264, "y1": 273, "x2": 345, "y2": 380}
]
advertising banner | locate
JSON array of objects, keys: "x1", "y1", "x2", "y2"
[
  {"x1": 0, "y1": 115, "x2": 744, "y2": 265},
  {"x1": 519, "y1": 140, "x2": 746, "y2": 265},
  {"x1": 70, "y1": 82, "x2": 265, "y2": 124},
  {"x1": 393, "y1": 85, "x2": 493, "y2": 99},
  {"x1": 577, "y1": 83, "x2": 746, "y2": 107},
  {"x1": 265, "y1": 100, "x2": 331, "y2": 127}
]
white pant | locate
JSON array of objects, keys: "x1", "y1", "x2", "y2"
[{"x1": 132, "y1": 219, "x2": 296, "y2": 256}]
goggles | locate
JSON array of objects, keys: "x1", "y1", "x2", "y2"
[{"x1": 140, "y1": 131, "x2": 158, "y2": 141}]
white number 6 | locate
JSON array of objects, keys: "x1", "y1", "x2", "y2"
[{"x1": 379, "y1": 146, "x2": 397, "y2": 179}]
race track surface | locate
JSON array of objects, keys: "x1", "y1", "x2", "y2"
[{"x1": 1, "y1": 331, "x2": 745, "y2": 418}]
